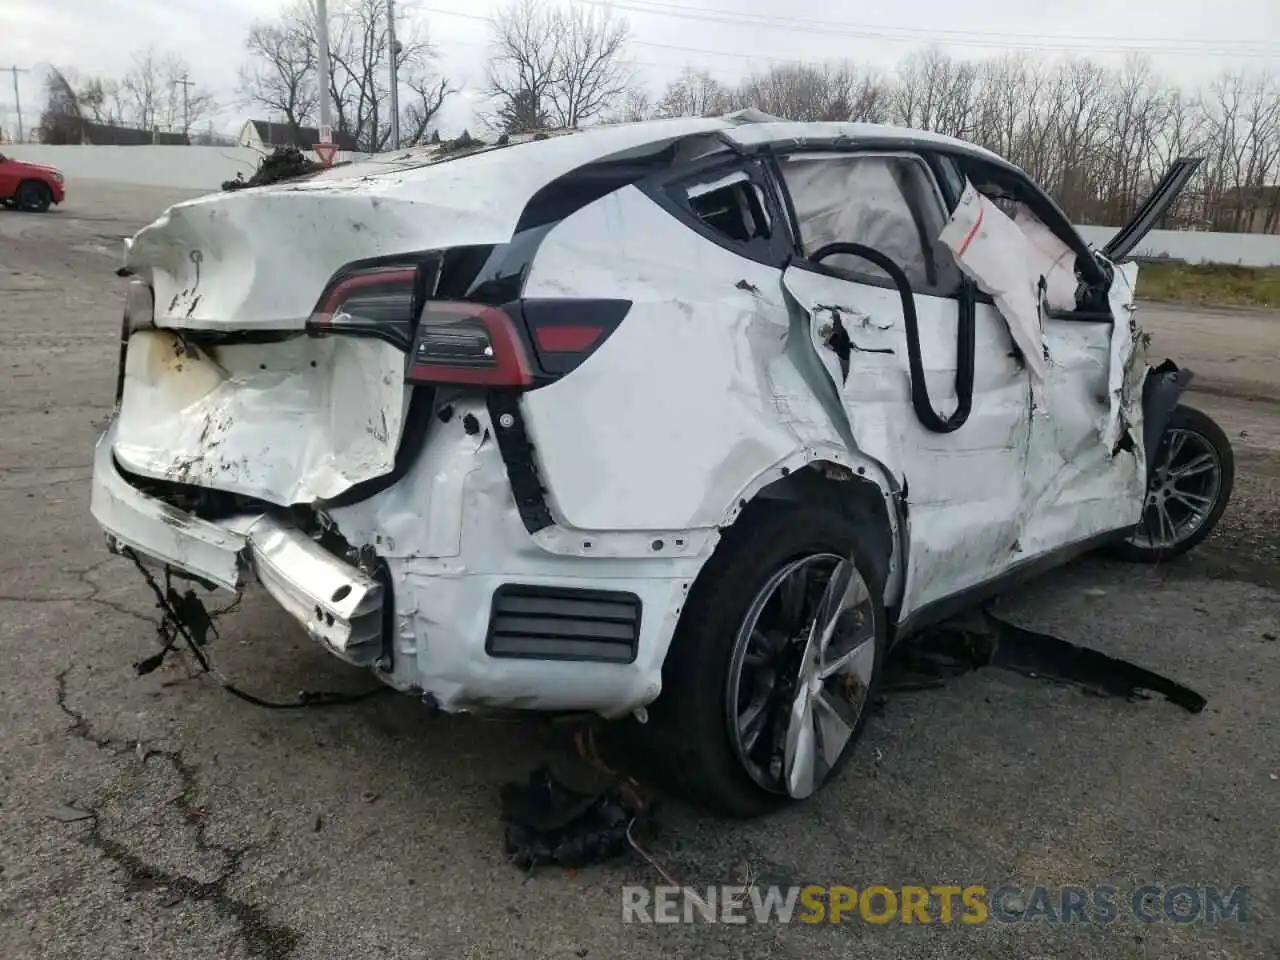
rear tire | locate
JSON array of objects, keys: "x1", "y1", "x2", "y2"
[
  {"x1": 1108, "y1": 403, "x2": 1234, "y2": 563},
  {"x1": 16, "y1": 180, "x2": 51, "y2": 213},
  {"x1": 643, "y1": 503, "x2": 888, "y2": 818}
]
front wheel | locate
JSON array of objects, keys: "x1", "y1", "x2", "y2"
[
  {"x1": 645, "y1": 504, "x2": 887, "y2": 818},
  {"x1": 15, "y1": 181, "x2": 51, "y2": 213},
  {"x1": 1110, "y1": 403, "x2": 1234, "y2": 563}
]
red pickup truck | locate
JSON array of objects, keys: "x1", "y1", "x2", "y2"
[{"x1": 0, "y1": 152, "x2": 65, "y2": 212}]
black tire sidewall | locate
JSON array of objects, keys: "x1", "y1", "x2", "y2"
[
  {"x1": 18, "y1": 181, "x2": 50, "y2": 212},
  {"x1": 649, "y1": 503, "x2": 889, "y2": 818}
]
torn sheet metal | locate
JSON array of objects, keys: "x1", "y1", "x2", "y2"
[
  {"x1": 939, "y1": 181, "x2": 1049, "y2": 390},
  {"x1": 1102, "y1": 259, "x2": 1147, "y2": 454},
  {"x1": 114, "y1": 329, "x2": 407, "y2": 505}
]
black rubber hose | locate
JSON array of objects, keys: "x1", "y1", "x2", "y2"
[{"x1": 807, "y1": 242, "x2": 975, "y2": 434}]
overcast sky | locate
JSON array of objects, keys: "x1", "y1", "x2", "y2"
[{"x1": 1, "y1": 0, "x2": 1277, "y2": 138}]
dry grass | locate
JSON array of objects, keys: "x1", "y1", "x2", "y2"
[{"x1": 1135, "y1": 262, "x2": 1280, "y2": 309}]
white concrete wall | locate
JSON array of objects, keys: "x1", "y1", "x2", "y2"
[
  {"x1": 7, "y1": 145, "x2": 1280, "y2": 266},
  {"x1": 3, "y1": 144, "x2": 368, "y2": 193},
  {"x1": 1075, "y1": 224, "x2": 1280, "y2": 268}
]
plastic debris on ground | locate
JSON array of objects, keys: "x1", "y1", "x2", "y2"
[{"x1": 500, "y1": 750, "x2": 653, "y2": 872}]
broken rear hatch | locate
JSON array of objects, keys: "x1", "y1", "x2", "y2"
[{"x1": 109, "y1": 118, "x2": 731, "y2": 508}]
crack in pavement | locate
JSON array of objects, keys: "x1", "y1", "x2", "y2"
[
  {"x1": 54, "y1": 667, "x2": 302, "y2": 960},
  {"x1": 0, "y1": 558, "x2": 160, "y2": 626}
]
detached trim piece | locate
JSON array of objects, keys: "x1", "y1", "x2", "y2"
[
  {"x1": 488, "y1": 392, "x2": 554, "y2": 533},
  {"x1": 485, "y1": 584, "x2": 643, "y2": 664}
]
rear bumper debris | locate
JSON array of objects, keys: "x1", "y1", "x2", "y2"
[
  {"x1": 91, "y1": 415, "x2": 684, "y2": 716},
  {"x1": 92, "y1": 420, "x2": 385, "y2": 667}
]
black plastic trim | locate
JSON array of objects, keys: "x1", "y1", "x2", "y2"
[
  {"x1": 487, "y1": 392, "x2": 554, "y2": 533},
  {"x1": 1140, "y1": 360, "x2": 1195, "y2": 480},
  {"x1": 1103, "y1": 157, "x2": 1203, "y2": 263},
  {"x1": 1044, "y1": 308, "x2": 1115, "y2": 324},
  {"x1": 485, "y1": 584, "x2": 642, "y2": 664}
]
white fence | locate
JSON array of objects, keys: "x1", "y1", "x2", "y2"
[
  {"x1": 6, "y1": 145, "x2": 1280, "y2": 267},
  {"x1": 1074, "y1": 225, "x2": 1280, "y2": 269},
  {"x1": 2, "y1": 144, "x2": 368, "y2": 193}
]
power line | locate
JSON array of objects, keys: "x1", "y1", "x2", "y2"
[
  {"x1": 412, "y1": 4, "x2": 1280, "y2": 62},
  {"x1": 578, "y1": 0, "x2": 1280, "y2": 57},
  {"x1": 577, "y1": 0, "x2": 1280, "y2": 54}
]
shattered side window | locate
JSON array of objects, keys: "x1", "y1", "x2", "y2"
[
  {"x1": 684, "y1": 170, "x2": 773, "y2": 244},
  {"x1": 779, "y1": 153, "x2": 959, "y2": 296}
]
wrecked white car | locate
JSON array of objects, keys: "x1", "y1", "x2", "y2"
[{"x1": 92, "y1": 113, "x2": 1234, "y2": 817}]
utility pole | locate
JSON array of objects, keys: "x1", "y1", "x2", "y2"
[
  {"x1": 316, "y1": 0, "x2": 333, "y2": 142},
  {"x1": 6, "y1": 66, "x2": 28, "y2": 142},
  {"x1": 174, "y1": 74, "x2": 195, "y2": 140},
  {"x1": 387, "y1": 0, "x2": 401, "y2": 150}
]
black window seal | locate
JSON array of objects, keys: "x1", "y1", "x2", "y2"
[{"x1": 637, "y1": 156, "x2": 793, "y2": 269}]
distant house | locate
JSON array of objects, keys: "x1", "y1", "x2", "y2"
[{"x1": 239, "y1": 120, "x2": 360, "y2": 152}]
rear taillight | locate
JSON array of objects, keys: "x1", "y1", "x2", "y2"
[
  {"x1": 511, "y1": 299, "x2": 632, "y2": 377},
  {"x1": 313, "y1": 257, "x2": 633, "y2": 389},
  {"x1": 312, "y1": 266, "x2": 418, "y2": 347},
  {"x1": 407, "y1": 303, "x2": 534, "y2": 387}
]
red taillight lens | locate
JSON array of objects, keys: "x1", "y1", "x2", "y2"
[
  {"x1": 315, "y1": 266, "x2": 418, "y2": 328},
  {"x1": 407, "y1": 302, "x2": 533, "y2": 388},
  {"x1": 531, "y1": 325, "x2": 604, "y2": 354}
]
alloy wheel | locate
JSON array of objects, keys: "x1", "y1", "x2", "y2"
[
  {"x1": 724, "y1": 552, "x2": 878, "y2": 799},
  {"x1": 1127, "y1": 426, "x2": 1223, "y2": 551}
]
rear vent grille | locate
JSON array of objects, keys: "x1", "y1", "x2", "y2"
[{"x1": 485, "y1": 585, "x2": 642, "y2": 664}]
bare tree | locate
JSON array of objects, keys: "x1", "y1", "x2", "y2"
[
  {"x1": 485, "y1": 0, "x2": 636, "y2": 131},
  {"x1": 606, "y1": 87, "x2": 654, "y2": 123},
  {"x1": 546, "y1": 5, "x2": 633, "y2": 127},
  {"x1": 120, "y1": 47, "x2": 163, "y2": 131},
  {"x1": 239, "y1": 0, "x2": 453, "y2": 151},
  {"x1": 403, "y1": 74, "x2": 455, "y2": 145},
  {"x1": 485, "y1": 0, "x2": 561, "y2": 133},
  {"x1": 239, "y1": 7, "x2": 318, "y2": 137},
  {"x1": 732, "y1": 62, "x2": 883, "y2": 122},
  {"x1": 655, "y1": 67, "x2": 730, "y2": 118}
]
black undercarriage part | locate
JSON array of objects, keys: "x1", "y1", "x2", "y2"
[{"x1": 885, "y1": 607, "x2": 1206, "y2": 713}]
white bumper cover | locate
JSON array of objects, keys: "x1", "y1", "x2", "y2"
[{"x1": 90, "y1": 417, "x2": 688, "y2": 717}]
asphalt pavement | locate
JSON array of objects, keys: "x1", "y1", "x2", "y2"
[{"x1": 1, "y1": 180, "x2": 1276, "y2": 959}]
